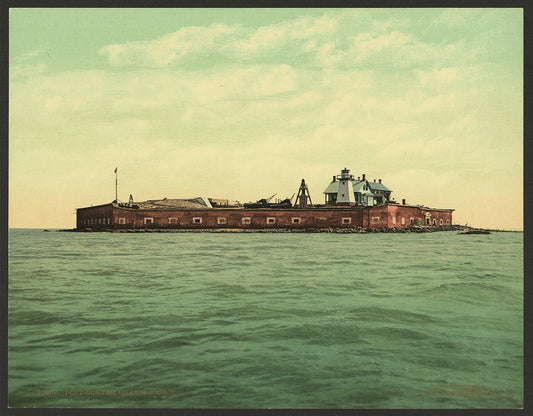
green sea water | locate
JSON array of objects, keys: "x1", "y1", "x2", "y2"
[{"x1": 8, "y1": 229, "x2": 523, "y2": 408}]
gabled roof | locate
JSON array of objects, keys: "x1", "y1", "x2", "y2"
[
  {"x1": 367, "y1": 181, "x2": 391, "y2": 192},
  {"x1": 323, "y1": 181, "x2": 339, "y2": 194},
  {"x1": 352, "y1": 180, "x2": 375, "y2": 195}
]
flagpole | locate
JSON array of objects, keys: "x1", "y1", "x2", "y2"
[{"x1": 115, "y1": 167, "x2": 118, "y2": 202}]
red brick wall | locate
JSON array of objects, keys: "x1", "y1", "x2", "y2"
[
  {"x1": 362, "y1": 205, "x2": 453, "y2": 228},
  {"x1": 110, "y1": 207, "x2": 364, "y2": 229},
  {"x1": 362, "y1": 205, "x2": 390, "y2": 228},
  {"x1": 76, "y1": 204, "x2": 452, "y2": 230},
  {"x1": 77, "y1": 204, "x2": 114, "y2": 229},
  {"x1": 419, "y1": 208, "x2": 453, "y2": 227}
]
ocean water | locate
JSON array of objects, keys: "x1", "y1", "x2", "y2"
[{"x1": 8, "y1": 229, "x2": 523, "y2": 409}]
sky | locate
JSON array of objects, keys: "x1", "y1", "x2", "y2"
[{"x1": 9, "y1": 8, "x2": 523, "y2": 230}]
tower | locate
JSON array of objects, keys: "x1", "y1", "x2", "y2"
[
  {"x1": 294, "y1": 179, "x2": 313, "y2": 207},
  {"x1": 335, "y1": 168, "x2": 356, "y2": 205}
]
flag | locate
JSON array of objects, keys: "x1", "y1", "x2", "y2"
[{"x1": 114, "y1": 167, "x2": 117, "y2": 174}]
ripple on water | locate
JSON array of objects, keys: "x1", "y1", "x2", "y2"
[{"x1": 8, "y1": 230, "x2": 523, "y2": 408}]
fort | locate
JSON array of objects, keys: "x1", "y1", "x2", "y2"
[{"x1": 76, "y1": 168, "x2": 454, "y2": 231}]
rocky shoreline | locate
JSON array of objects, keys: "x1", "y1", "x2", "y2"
[{"x1": 57, "y1": 225, "x2": 519, "y2": 234}]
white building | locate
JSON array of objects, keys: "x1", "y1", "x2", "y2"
[{"x1": 323, "y1": 168, "x2": 392, "y2": 207}]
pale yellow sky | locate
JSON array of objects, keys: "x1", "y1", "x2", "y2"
[{"x1": 9, "y1": 8, "x2": 523, "y2": 230}]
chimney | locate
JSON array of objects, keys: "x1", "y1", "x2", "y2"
[
  {"x1": 357, "y1": 176, "x2": 360, "y2": 180},
  {"x1": 378, "y1": 179, "x2": 382, "y2": 184},
  {"x1": 362, "y1": 174, "x2": 366, "y2": 181},
  {"x1": 402, "y1": 199, "x2": 406, "y2": 205},
  {"x1": 373, "y1": 179, "x2": 376, "y2": 182},
  {"x1": 333, "y1": 176, "x2": 336, "y2": 182}
]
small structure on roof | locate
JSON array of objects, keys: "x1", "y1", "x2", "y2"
[
  {"x1": 323, "y1": 168, "x2": 392, "y2": 207},
  {"x1": 294, "y1": 179, "x2": 313, "y2": 207}
]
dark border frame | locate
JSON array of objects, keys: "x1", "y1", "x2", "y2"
[{"x1": 1, "y1": 1, "x2": 530, "y2": 415}]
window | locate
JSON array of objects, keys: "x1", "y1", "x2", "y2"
[
  {"x1": 392, "y1": 217, "x2": 397, "y2": 225},
  {"x1": 98, "y1": 218, "x2": 101, "y2": 225},
  {"x1": 292, "y1": 217, "x2": 301, "y2": 224},
  {"x1": 242, "y1": 217, "x2": 251, "y2": 224},
  {"x1": 440, "y1": 219, "x2": 443, "y2": 226},
  {"x1": 401, "y1": 217, "x2": 405, "y2": 225},
  {"x1": 217, "y1": 217, "x2": 227, "y2": 224},
  {"x1": 342, "y1": 217, "x2": 351, "y2": 224},
  {"x1": 432, "y1": 219, "x2": 436, "y2": 226},
  {"x1": 446, "y1": 219, "x2": 450, "y2": 225},
  {"x1": 267, "y1": 217, "x2": 276, "y2": 224},
  {"x1": 193, "y1": 217, "x2": 202, "y2": 224},
  {"x1": 144, "y1": 218, "x2": 154, "y2": 225},
  {"x1": 107, "y1": 218, "x2": 111, "y2": 225},
  {"x1": 371, "y1": 216, "x2": 380, "y2": 224},
  {"x1": 410, "y1": 218, "x2": 414, "y2": 224},
  {"x1": 168, "y1": 218, "x2": 178, "y2": 224},
  {"x1": 426, "y1": 217, "x2": 430, "y2": 225},
  {"x1": 118, "y1": 218, "x2": 126, "y2": 225}
]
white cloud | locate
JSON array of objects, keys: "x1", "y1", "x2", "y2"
[
  {"x1": 96, "y1": 10, "x2": 501, "y2": 75},
  {"x1": 101, "y1": 13, "x2": 437, "y2": 70},
  {"x1": 16, "y1": 49, "x2": 45, "y2": 62},
  {"x1": 232, "y1": 14, "x2": 338, "y2": 55},
  {"x1": 101, "y1": 23, "x2": 243, "y2": 67}
]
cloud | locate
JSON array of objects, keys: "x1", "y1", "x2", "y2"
[
  {"x1": 97, "y1": 12, "x2": 426, "y2": 70},
  {"x1": 98, "y1": 10, "x2": 498, "y2": 72},
  {"x1": 101, "y1": 23, "x2": 244, "y2": 67},
  {"x1": 16, "y1": 49, "x2": 45, "y2": 62}
]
